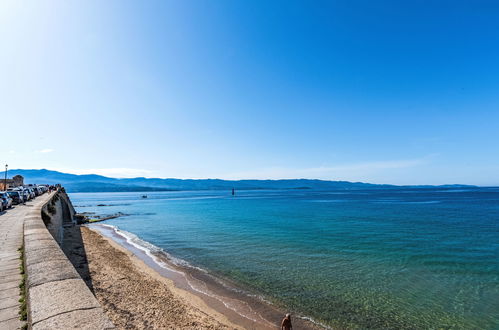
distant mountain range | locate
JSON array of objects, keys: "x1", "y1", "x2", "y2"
[{"x1": 0, "y1": 169, "x2": 476, "y2": 193}]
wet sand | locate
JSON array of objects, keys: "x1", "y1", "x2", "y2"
[
  {"x1": 77, "y1": 225, "x2": 324, "y2": 330},
  {"x1": 80, "y1": 227, "x2": 241, "y2": 329}
]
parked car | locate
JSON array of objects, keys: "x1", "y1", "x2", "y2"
[
  {"x1": 23, "y1": 188, "x2": 33, "y2": 199},
  {"x1": 17, "y1": 188, "x2": 30, "y2": 201},
  {"x1": 24, "y1": 185, "x2": 39, "y2": 197},
  {"x1": 0, "y1": 192, "x2": 13, "y2": 210},
  {"x1": 7, "y1": 191, "x2": 23, "y2": 204},
  {"x1": 11, "y1": 188, "x2": 27, "y2": 201}
]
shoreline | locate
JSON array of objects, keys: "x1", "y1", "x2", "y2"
[
  {"x1": 84, "y1": 223, "x2": 324, "y2": 329},
  {"x1": 80, "y1": 225, "x2": 242, "y2": 329}
]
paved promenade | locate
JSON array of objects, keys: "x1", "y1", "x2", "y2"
[{"x1": 0, "y1": 193, "x2": 52, "y2": 329}]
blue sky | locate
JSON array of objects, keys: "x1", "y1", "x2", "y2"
[{"x1": 1, "y1": 1, "x2": 498, "y2": 185}]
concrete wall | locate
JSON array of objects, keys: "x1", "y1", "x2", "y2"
[
  {"x1": 23, "y1": 191, "x2": 114, "y2": 329},
  {"x1": 42, "y1": 192, "x2": 76, "y2": 245}
]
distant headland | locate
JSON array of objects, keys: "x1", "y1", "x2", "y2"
[{"x1": 0, "y1": 169, "x2": 477, "y2": 193}]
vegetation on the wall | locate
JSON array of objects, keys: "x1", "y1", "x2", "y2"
[{"x1": 18, "y1": 245, "x2": 27, "y2": 327}]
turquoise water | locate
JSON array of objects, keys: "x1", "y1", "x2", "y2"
[{"x1": 70, "y1": 188, "x2": 499, "y2": 329}]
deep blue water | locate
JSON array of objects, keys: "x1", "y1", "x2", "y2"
[{"x1": 70, "y1": 188, "x2": 499, "y2": 329}]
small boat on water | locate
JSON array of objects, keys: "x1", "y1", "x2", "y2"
[{"x1": 141, "y1": 195, "x2": 148, "y2": 198}]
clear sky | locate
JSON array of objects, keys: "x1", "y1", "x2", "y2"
[{"x1": 1, "y1": 1, "x2": 498, "y2": 185}]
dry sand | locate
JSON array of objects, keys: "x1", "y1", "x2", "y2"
[{"x1": 80, "y1": 227, "x2": 243, "y2": 330}]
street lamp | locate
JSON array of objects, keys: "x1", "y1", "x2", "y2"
[{"x1": 4, "y1": 164, "x2": 7, "y2": 191}]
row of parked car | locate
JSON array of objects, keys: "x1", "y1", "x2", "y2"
[{"x1": 0, "y1": 185, "x2": 50, "y2": 212}]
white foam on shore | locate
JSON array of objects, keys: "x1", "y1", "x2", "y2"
[
  {"x1": 96, "y1": 223, "x2": 186, "y2": 274},
  {"x1": 89, "y1": 223, "x2": 331, "y2": 329},
  {"x1": 299, "y1": 316, "x2": 333, "y2": 330},
  {"x1": 89, "y1": 223, "x2": 275, "y2": 326}
]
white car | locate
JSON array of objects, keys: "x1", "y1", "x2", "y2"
[{"x1": 1, "y1": 192, "x2": 13, "y2": 210}]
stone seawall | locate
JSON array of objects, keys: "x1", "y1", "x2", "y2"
[
  {"x1": 42, "y1": 192, "x2": 75, "y2": 245},
  {"x1": 23, "y1": 190, "x2": 114, "y2": 329}
]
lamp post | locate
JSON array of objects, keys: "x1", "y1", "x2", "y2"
[{"x1": 4, "y1": 164, "x2": 7, "y2": 191}]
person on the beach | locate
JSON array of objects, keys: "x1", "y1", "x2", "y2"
[{"x1": 281, "y1": 313, "x2": 293, "y2": 330}]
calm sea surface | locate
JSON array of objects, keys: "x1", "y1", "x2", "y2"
[{"x1": 70, "y1": 188, "x2": 499, "y2": 329}]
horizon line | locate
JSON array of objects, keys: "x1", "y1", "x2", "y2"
[{"x1": 1, "y1": 168, "x2": 494, "y2": 187}]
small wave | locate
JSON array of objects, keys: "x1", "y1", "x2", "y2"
[
  {"x1": 371, "y1": 200, "x2": 441, "y2": 204},
  {"x1": 75, "y1": 203, "x2": 133, "y2": 208},
  {"x1": 405, "y1": 200, "x2": 441, "y2": 204},
  {"x1": 92, "y1": 224, "x2": 328, "y2": 329},
  {"x1": 97, "y1": 224, "x2": 187, "y2": 274},
  {"x1": 109, "y1": 225, "x2": 275, "y2": 324},
  {"x1": 298, "y1": 315, "x2": 333, "y2": 330},
  {"x1": 128, "y1": 212, "x2": 157, "y2": 216},
  {"x1": 163, "y1": 196, "x2": 221, "y2": 201}
]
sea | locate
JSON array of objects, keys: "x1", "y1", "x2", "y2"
[{"x1": 69, "y1": 187, "x2": 499, "y2": 329}]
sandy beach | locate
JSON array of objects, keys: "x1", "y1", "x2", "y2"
[
  {"x1": 79, "y1": 227, "x2": 242, "y2": 329},
  {"x1": 59, "y1": 221, "x2": 321, "y2": 330}
]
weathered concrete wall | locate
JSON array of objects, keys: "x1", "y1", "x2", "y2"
[
  {"x1": 23, "y1": 191, "x2": 114, "y2": 329},
  {"x1": 42, "y1": 191, "x2": 76, "y2": 245}
]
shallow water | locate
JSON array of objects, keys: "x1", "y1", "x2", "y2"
[{"x1": 70, "y1": 188, "x2": 499, "y2": 329}]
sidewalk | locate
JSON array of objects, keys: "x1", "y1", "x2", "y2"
[{"x1": 0, "y1": 193, "x2": 52, "y2": 329}]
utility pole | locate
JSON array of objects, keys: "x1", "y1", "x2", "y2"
[{"x1": 4, "y1": 164, "x2": 7, "y2": 191}]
